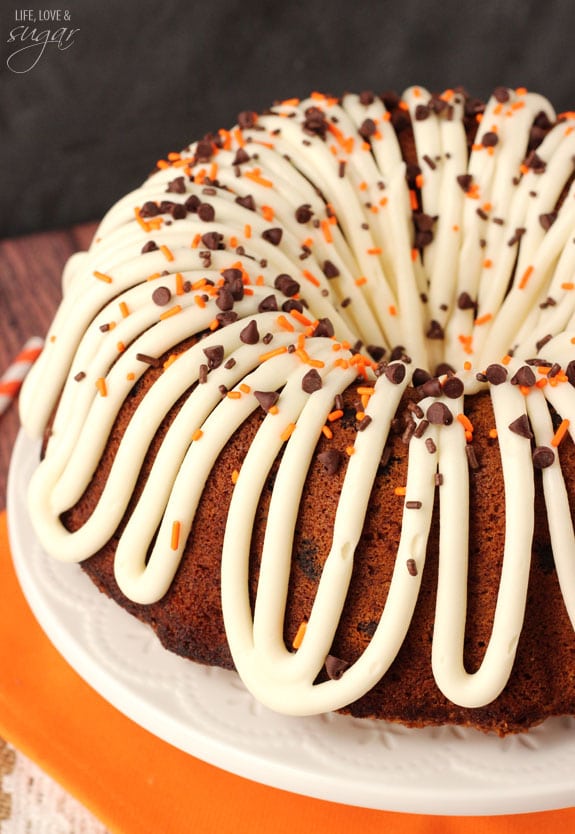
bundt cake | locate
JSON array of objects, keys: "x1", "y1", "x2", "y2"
[{"x1": 18, "y1": 86, "x2": 575, "y2": 735}]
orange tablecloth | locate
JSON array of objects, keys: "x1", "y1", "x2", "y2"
[{"x1": 0, "y1": 509, "x2": 573, "y2": 833}]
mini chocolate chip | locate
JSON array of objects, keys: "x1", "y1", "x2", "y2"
[
  {"x1": 412, "y1": 368, "x2": 432, "y2": 386},
  {"x1": 415, "y1": 104, "x2": 430, "y2": 121},
  {"x1": 426, "y1": 402, "x2": 453, "y2": 425},
  {"x1": 384, "y1": 362, "x2": 406, "y2": 384},
  {"x1": 166, "y1": 176, "x2": 186, "y2": 194},
  {"x1": 324, "y1": 654, "x2": 349, "y2": 680},
  {"x1": 566, "y1": 359, "x2": 575, "y2": 386},
  {"x1": 201, "y1": 232, "x2": 223, "y2": 250},
  {"x1": 456, "y1": 174, "x2": 473, "y2": 193},
  {"x1": 419, "y1": 377, "x2": 443, "y2": 397},
  {"x1": 312, "y1": 318, "x2": 335, "y2": 338},
  {"x1": 532, "y1": 446, "x2": 555, "y2": 469},
  {"x1": 203, "y1": 345, "x2": 224, "y2": 369},
  {"x1": 141, "y1": 240, "x2": 159, "y2": 254},
  {"x1": 510, "y1": 365, "x2": 536, "y2": 387},
  {"x1": 318, "y1": 448, "x2": 342, "y2": 475},
  {"x1": 426, "y1": 320, "x2": 444, "y2": 340},
  {"x1": 152, "y1": 286, "x2": 172, "y2": 306},
  {"x1": 442, "y1": 376, "x2": 464, "y2": 398},
  {"x1": 485, "y1": 364, "x2": 508, "y2": 385},
  {"x1": 539, "y1": 212, "x2": 557, "y2": 231},
  {"x1": 323, "y1": 259, "x2": 340, "y2": 279},
  {"x1": 274, "y1": 273, "x2": 300, "y2": 297},
  {"x1": 302, "y1": 368, "x2": 322, "y2": 393},
  {"x1": 262, "y1": 227, "x2": 283, "y2": 246},
  {"x1": 240, "y1": 320, "x2": 259, "y2": 344},
  {"x1": 493, "y1": 86, "x2": 510, "y2": 103},
  {"x1": 358, "y1": 117, "x2": 377, "y2": 138},
  {"x1": 254, "y1": 390, "x2": 279, "y2": 412},
  {"x1": 216, "y1": 287, "x2": 234, "y2": 311},
  {"x1": 481, "y1": 131, "x2": 499, "y2": 147},
  {"x1": 295, "y1": 204, "x2": 313, "y2": 223},
  {"x1": 457, "y1": 291, "x2": 476, "y2": 310},
  {"x1": 258, "y1": 294, "x2": 278, "y2": 313},
  {"x1": 236, "y1": 194, "x2": 256, "y2": 212},
  {"x1": 508, "y1": 414, "x2": 533, "y2": 439},
  {"x1": 198, "y1": 203, "x2": 215, "y2": 222}
]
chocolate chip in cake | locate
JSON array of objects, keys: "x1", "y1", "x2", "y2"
[{"x1": 318, "y1": 448, "x2": 343, "y2": 475}]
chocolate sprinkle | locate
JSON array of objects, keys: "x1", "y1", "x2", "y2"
[
  {"x1": 406, "y1": 558, "x2": 418, "y2": 576},
  {"x1": 465, "y1": 445, "x2": 479, "y2": 469},
  {"x1": 425, "y1": 437, "x2": 437, "y2": 454},
  {"x1": 532, "y1": 446, "x2": 555, "y2": 469},
  {"x1": 426, "y1": 402, "x2": 453, "y2": 425},
  {"x1": 74, "y1": 371, "x2": 86, "y2": 381},
  {"x1": 301, "y1": 368, "x2": 322, "y2": 393},
  {"x1": 136, "y1": 352, "x2": 160, "y2": 368},
  {"x1": 405, "y1": 501, "x2": 422, "y2": 510},
  {"x1": 358, "y1": 414, "x2": 372, "y2": 432}
]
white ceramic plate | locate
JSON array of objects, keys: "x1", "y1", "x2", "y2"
[{"x1": 7, "y1": 430, "x2": 575, "y2": 816}]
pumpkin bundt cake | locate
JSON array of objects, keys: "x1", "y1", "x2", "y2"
[{"x1": 19, "y1": 85, "x2": 575, "y2": 735}]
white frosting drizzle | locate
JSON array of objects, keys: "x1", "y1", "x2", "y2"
[{"x1": 19, "y1": 87, "x2": 575, "y2": 716}]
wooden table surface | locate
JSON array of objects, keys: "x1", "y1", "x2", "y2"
[{"x1": 0, "y1": 222, "x2": 97, "y2": 509}]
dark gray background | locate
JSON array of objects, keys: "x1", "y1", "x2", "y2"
[{"x1": 2, "y1": 0, "x2": 575, "y2": 237}]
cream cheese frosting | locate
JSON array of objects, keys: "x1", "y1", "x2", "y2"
[{"x1": 19, "y1": 86, "x2": 575, "y2": 716}]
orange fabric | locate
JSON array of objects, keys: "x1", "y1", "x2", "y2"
[{"x1": 0, "y1": 508, "x2": 573, "y2": 833}]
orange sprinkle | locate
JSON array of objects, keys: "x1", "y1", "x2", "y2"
[
  {"x1": 259, "y1": 345, "x2": 288, "y2": 363},
  {"x1": 157, "y1": 159, "x2": 170, "y2": 170},
  {"x1": 518, "y1": 265, "x2": 534, "y2": 289},
  {"x1": 192, "y1": 429, "x2": 204, "y2": 442},
  {"x1": 126, "y1": 372, "x2": 135, "y2": 381},
  {"x1": 233, "y1": 127, "x2": 245, "y2": 147},
  {"x1": 409, "y1": 190, "x2": 418, "y2": 210},
  {"x1": 359, "y1": 181, "x2": 368, "y2": 191},
  {"x1": 388, "y1": 305, "x2": 397, "y2": 317},
  {"x1": 519, "y1": 385, "x2": 532, "y2": 396},
  {"x1": 333, "y1": 358, "x2": 350, "y2": 370},
  {"x1": 355, "y1": 276, "x2": 368, "y2": 287},
  {"x1": 292, "y1": 619, "x2": 308, "y2": 649},
  {"x1": 135, "y1": 206, "x2": 151, "y2": 230},
  {"x1": 357, "y1": 386, "x2": 375, "y2": 396},
  {"x1": 116, "y1": 341, "x2": 126, "y2": 353},
  {"x1": 346, "y1": 446, "x2": 356, "y2": 456},
  {"x1": 159, "y1": 304, "x2": 182, "y2": 320},
  {"x1": 488, "y1": 428, "x2": 498, "y2": 439},
  {"x1": 474, "y1": 312, "x2": 493, "y2": 326},
  {"x1": 146, "y1": 272, "x2": 162, "y2": 282},
  {"x1": 501, "y1": 354, "x2": 512, "y2": 365},
  {"x1": 119, "y1": 301, "x2": 130, "y2": 318},
  {"x1": 175, "y1": 272, "x2": 185, "y2": 295},
  {"x1": 239, "y1": 383, "x2": 251, "y2": 394},
  {"x1": 268, "y1": 405, "x2": 279, "y2": 415},
  {"x1": 276, "y1": 314, "x2": 295, "y2": 332},
  {"x1": 96, "y1": 377, "x2": 107, "y2": 397},
  {"x1": 535, "y1": 378, "x2": 548, "y2": 389},
  {"x1": 464, "y1": 361, "x2": 472, "y2": 371},
  {"x1": 281, "y1": 97, "x2": 300, "y2": 107},
  {"x1": 561, "y1": 282, "x2": 575, "y2": 290},
  {"x1": 244, "y1": 169, "x2": 273, "y2": 188},
  {"x1": 453, "y1": 224, "x2": 460, "y2": 232},
  {"x1": 191, "y1": 233, "x2": 201, "y2": 248},
  {"x1": 379, "y1": 197, "x2": 388, "y2": 207},
  {"x1": 457, "y1": 413, "x2": 474, "y2": 434},
  {"x1": 93, "y1": 270, "x2": 113, "y2": 284},
  {"x1": 370, "y1": 205, "x2": 379, "y2": 214},
  {"x1": 322, "y1": 425, "x2": 333, "y2": 440},
  {"x1": 160, "y1": 245, "x2": 174, "y2": 262},
  {"x1": 483, "y1": 259, "x2": 493, "y2": 269},
  {"x1": 170, "y1": 521, "x2": 181, "y2": 551},
  {"x1": 327, "y1": 409, "x2": 344, "y2": 422},
  {"x1": 398, "y1": 100, "x2": 409, "y2": 111},
  {"x1": 320, "y1": 219, "x2": 333, "y2": 244},
  {"x1": 244, "y1": 224, "x2": 252, "y2": 239},
  {"x1": 415, "y1": 173, "x2": 424, "y2": 189},
  {"x1": 194, "y1": 295, "x2": 206, "y2": 309},
  {"x1": 394, "y1": 486, "x2": 407, "y2": 496},
  {"x1": 411, "y1": 248, "x2": 418, "y2": 262},
  {"x1": 290, "y1": 309, "x2": 313, "y2": 327},
  {"x1": 367, "y1": 247, "x2": 382, "y2": 255},
  {"x1": 163, "y1": 354, "x2": 178, "y2": 369},
  {"x1": 226, "y1": 391, "x2": 242, "y2": 400},
  {"x1": 281, "y1": 423, "x2": 296, "y2": 442},
  {"x1": 231, "y1": 469, "x2": 240, "y2": 485},
  {"x1": 302, "y1": 269, "x2": 321, "y2": 287},
  {"x1": 551, "y1": 419, "x2": 570, "y2": 447}
]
